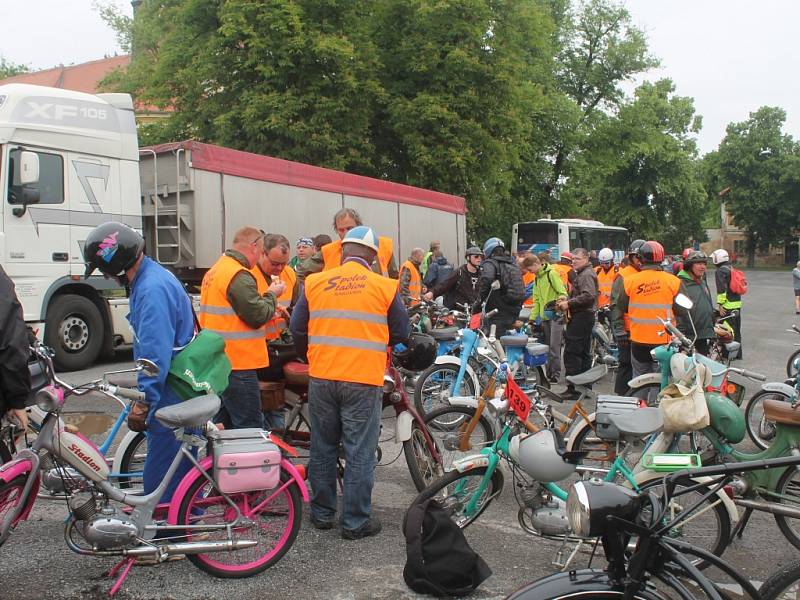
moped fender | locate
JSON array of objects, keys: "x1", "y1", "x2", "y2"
[
  {"x1": 111, "y1": 430, "x2": 142, "y2": 476},
  {"x1": 633, "y1": 471, "x2": 738, "y2": 525},
  {"x1": 0, "y1": 457, "x2": 34, "y2": 484},
  {"x1": 593, "y1": 324, "x2": 611, "y2": 346},
  {"x1": 761, "y1": 382, "x2": 796, "y2": 398},
  {"x1": 451, "y1": 454, "x2": 490, "y2": 473},
  {"x1": 395, "y1": 410, "x2": 414, "y2": 442},
  {"x1": 507, "y1": 568, "x2": 663, "y2": 599},
  {"x1": 627, "y1": 373, "x2": 661, "y2": 389},
  {"x1": 0, "y1": 456, "x2": 40, "y2": 530},
  {"x1": 166, "y1": 456, "x2": 310, "y2": 524},
  {"x1": 432, "y1": 355, "x2": 481, "y2": 394}
]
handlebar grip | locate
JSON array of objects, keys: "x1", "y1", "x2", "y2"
[
  {"x1": 485, "y1": 309, "x2": 499, "y2": 319},
  {"x1": 116, "y1": 387, "x2": 146, "y2": 403},
  {"x1": 740, "y1": 369, "x2": 767, "y2": 381}
]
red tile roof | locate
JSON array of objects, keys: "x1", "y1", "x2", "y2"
[{"x1": 0, "y1": 55, "x2": 130, "y2": 94}]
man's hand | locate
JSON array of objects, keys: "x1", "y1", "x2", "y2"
[
  {"x1": 268, "y1": 281, "x2": 287, "y2": 297},
  {"x1": 127, "y1": 401, "x2": 149, "y2": 432},
  {"x1": 7, "y1": 408, "x2": 28, "y2": 432},
  {"x1": 718, "y1": 305, "x2": 727, "y2": 316},
  {"x1": 423, "y1": 291, "x2": 434, "y2": 301},
  {"x1": 556, "y1": 300, "x2": 569, "y2": 312},
  {"x1": 275, "y1": 306, "x2": 290, "y2": 320}
]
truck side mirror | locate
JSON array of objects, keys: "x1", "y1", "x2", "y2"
[{"x1": 19, "y1": 151, "x2": 40, "y2": 186}]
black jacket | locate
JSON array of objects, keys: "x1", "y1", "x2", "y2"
[
  {"x1": 477, "y1": 254, "x2": 524, "y2": 325},
  {"x1": 0, "y1": 266, "x2": 31, "y2": 415},
  {"x1": 567, "y1": 264, "x2": 598, "y2": 314},
  {"x1": 433, "y1": 264, "x2": 481, "y2": 309}
]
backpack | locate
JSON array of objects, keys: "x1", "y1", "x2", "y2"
[
  {"x1": 728, "y1": 267, "x2": 748, "y2": 295},
  {"x1": 498, "y1": 261, "x2": 526, "y2": 304},
  {"x1": 403, "y1": 498, "x2": 492, "y2": 597}
]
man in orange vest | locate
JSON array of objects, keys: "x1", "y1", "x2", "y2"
[
  {"x1": 199, "y1": 226, "x2": 286, "y2": 429},
  {"x1": 594, "y1": 247, "x2": 619, "y2": 313},
  {"x1": 610, "y1": 239, "x2": 645, "y2": 395},
  {"x1": 400, "y1": 248, "x2": 425, "y2": 308},
  {"x1": 553, "y1": 251, "x2": 574, "y2": 290},
  {"x1": 295, "y1": 208, "x2": 399, "y2": 281},
  {"x1": 290, "y1": 226, "x2": 410, "y2": 539},
  {"x1": 616, "y1": 240, "x2": 684, "y2": 403}
]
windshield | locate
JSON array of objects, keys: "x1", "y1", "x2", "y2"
[
  {"x1": 570, "y1": 227, "x2": 629, "y2": 262},
  {"x1": 516, "y1": 222, "x2": 558, "y2": 256}
]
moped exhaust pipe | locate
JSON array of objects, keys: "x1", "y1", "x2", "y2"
[
  {"x1": 734, "y1": 498, "x2": 800, "y2": 519},
  {"x1": 131, "y1": 539, "x2": 259, "y2": 557}
]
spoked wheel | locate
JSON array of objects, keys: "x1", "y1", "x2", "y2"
[
  {"x1": 117, "y1": 432, "x2": 147, "y2": 489},
  {"x1": 639, "y1": 476, "x2": 731, "y2": 568},
  {"x1": 409, "y1": 466, "x2": 503, "y2": 529},
  {"x1": 758, "y1": 558, "x2": 800, "y2": 600},
  {"x1": 403, "y1": 423, "x2": 445, "y2": 492},
  {"x1": 787, "y1": 348, "x2": 800, "y2": 379},
  {"x1": 567, "y1": 419, "x2": 625, "y2": 471},
  {"x1": 626, "y1": 382, "x2": 661, "y2": 406},
  {"x1": 176, "y1": 470, "x2": 302, "y2": 577},
  {"x1": 423, "y1": 406, "x2": 495, "y2": 472},
  {"x1": 280, "y1": 411, "x2": 311, "y2": 464},
  {"x1": 772, "y1": 466, "x2": 800, "y2": 550},
  {"x1": 0, "y1": 476, "x2": 28, "y2": 547},
  {"x1": 743, "y1": 389, "x2": 789, "y2": 450},
  {"x1": 414, "y1": 363, "x2": 477, "y2": 417}
]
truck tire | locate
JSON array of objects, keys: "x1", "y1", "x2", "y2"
[{"x1": 45, "y1": 294, "x2": 104, "y2": 372}]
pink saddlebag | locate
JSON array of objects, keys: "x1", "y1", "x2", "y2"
[{"x1": 208, "y1": 428, "x2": 281, "y2": 494}]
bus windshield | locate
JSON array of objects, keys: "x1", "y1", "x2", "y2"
[
  {"x1": 571, "y1": 228, "x2": 629, "y2": 255},
  {"x1": 516, "y1": 222, "x2": 558, "y2": 255}
]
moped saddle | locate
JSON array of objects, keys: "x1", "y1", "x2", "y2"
[
  {"x1": 430, "y1": 327, "x2": 459, "y2": 341},
  {"x1": 763, "y1": 399, "x2": 800, "y2": 426},
  {"x1": 605, "y1": 407, "x2": 663, "y2": 437},
  {"x1": 565, "y1": 364, "x2": 608, "y2": 387},
  {"x1": 283, "y1": 361, "x2": 310, "y2": 386},
  {"x1": 155, "y1": 394, "x2": 221, "y2": 428},
  {"x1": 500, "y1": 335, "x2": 529, "y2": 348}
]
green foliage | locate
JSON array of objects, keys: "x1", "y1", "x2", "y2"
[
  {"x1": 712, "y1": 107, "x2": 800, "y2": 263},
  {"x1": 0, "y1": 56, "x2": 29, "y2": 79},
  {"x1": 93, "y1": 1, "x2": 133, "y2": 54}
]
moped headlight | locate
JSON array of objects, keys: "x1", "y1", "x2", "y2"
[
  {"x1": 567, "y1": 479, "x2": 640, "y2": 538},
  {"x1": 566, "y1": 480, "x2": 592, "y2": 537},
  {"x1": 36, "y1": 385, "x2": 64, "y2": 412},
  {"x1": 382, "y1": 375, "x2": 396, "y2": 395}
]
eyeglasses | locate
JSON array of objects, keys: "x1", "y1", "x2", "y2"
[{"x1": 262, "y1": 253, "x2": 288, "y2": 268}]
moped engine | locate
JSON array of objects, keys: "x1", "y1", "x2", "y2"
[
  {"x1": 518, "y1": 485, "x2": 570, "y2": 537},
  {"x1": 69, "y1": 495, "x2": 139, "y2": 549},
  {"x1": 41, "y1": 464, "x2": 87, "y2": 494}
]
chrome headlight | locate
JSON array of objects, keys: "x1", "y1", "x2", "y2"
[
  {"x1": 36, "y1": 385, "x2": 64, "y2": 412},
  {"x1": 566, "y1": 481, "x2": 591, "y2": 537},
  {"x1": 567, "y1": 479, "x2": 640, "y2": 538},
  {"x1": 382, "y1": 375, "x2": 396, "y2": 395}
]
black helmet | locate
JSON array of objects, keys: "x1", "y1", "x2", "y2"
[
  {"x1": 683, "y1": 250, "x2": 708, "y2": 267},
  {"x1": 393, "y1": 333, "x2": 436, "y2": 371},
  {"x1": 465, "y1": 246, "x2": 482, "y2": 258},
  {"x1": 639, "y1": 240, "x2": 665, "y2": 265},
  {"x1": 83, "y1": 222, "x2": 144, "y2": 280},
  {"x1": 627, "y1": 239, "x2": 646, "y2": 257}
]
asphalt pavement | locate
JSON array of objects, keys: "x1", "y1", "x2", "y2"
[{"x1": 2, "y1": 269, "x2": 799, "y2": 599}]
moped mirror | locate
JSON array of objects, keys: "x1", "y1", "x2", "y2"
[
  {"x1": 675, "y1": 293, "x2": 693, "y2": 310},
  {"x1": 136, "y1": 358, "x2": 160, "y2": 378}
]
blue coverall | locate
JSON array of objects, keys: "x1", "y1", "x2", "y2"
[{"x1": 128, "y1": 256, "x2": 195, "y2": 502}]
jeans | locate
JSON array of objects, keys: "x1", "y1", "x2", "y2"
[
  {"x1": 564, "y1": 311, "x2": 595, "y2": 385},
  {"x1": 542, "y1": 318, "x2": 563, "y2": 381},
  {"x1": 217, "y1": 369, "x2": 263, "y2": 429},
  {"x1": 307, "y1": 377, "x2": 382, "y2": 531}
]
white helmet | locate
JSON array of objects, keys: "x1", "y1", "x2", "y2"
[
  {"x1": 508, "y1": 430, "x2": 577, "y2": 482},
  {"x1": 598, "y1": 248, "x2": 614, "y2": 264},
  {"x1": 710, "y1": 249, "x2": 729, "y2": 265}
]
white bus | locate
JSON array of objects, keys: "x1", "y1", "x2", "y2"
[{"x1": 511, "y1": 219, "x2": 630, "y2": 263}]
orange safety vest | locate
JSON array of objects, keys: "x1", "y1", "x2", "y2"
[
  {"x1": 594, "y1": 265, "x2": 619, "y2": 309},
  {"x1": 263, "y1": 267, "x2": 297, "y2": 341},
  {"x1": 305, "y1": 260, "x2": 397, "y2": 386},
  {"x1": 522, "y1": 271, "x2": 535, "y2": 307},
  {"x1": 617, "y1": 265, "x2": 639, "y2": 332},
  {"x1": 321, "y1": 237, "x2": 394, "y2": 278},
  {"x1": 553, "y1": 263, "x2": 572, "y2": 290},
  {"x1": 623, "y1": 269, "x2": 681, "y2": 345},
  {"x1": 401, "y1": 259, "x2": 422, "y2": 307},
  {"x1": 199, "y1": 254, "x2": 269, "y2": 370}
]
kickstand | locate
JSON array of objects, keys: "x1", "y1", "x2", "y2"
[
  {"x1": 731, "y1": 507, "x2": 753, "y2": 540},
  {"x1": 552, "y1": 536, "x2": 583, "y2": 571},
  {"x1": 106, "y1": 557, "x2": 135, "y2": 597}
]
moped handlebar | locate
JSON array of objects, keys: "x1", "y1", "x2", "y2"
[
  {"x1": 660, "y1": 318, "x2": 693, "y2": 350},
  {"x1": 109, "y1": 386, "x2": 146, "y2": 403},
  {"x1": 729, "y1": 367, "x2": 767, "y2": 382}
]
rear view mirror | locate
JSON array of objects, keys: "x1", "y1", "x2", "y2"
[
  {"x1": 136, "y1": 358, "x2": 160, "y2": 378},
  {"x1": 675, "y1": 293, "x2": 693, "y2": 310},
  {"x1": 19, "y1": 150, "x2": 39, "y2": 185}
]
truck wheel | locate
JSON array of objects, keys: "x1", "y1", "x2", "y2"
[{"x1": 45, "y1": 294, "x2": 104, "y2": 371}]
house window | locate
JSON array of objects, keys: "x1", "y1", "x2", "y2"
[{"x1": 7, "y1": 149, "x2": 65, "y2": 205}]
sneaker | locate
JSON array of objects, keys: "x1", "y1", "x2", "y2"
[
  {"x1": 341, "y1": 517, "x2": 382, "y2": 540},
  {"x1": 310, "y1": 514, "x2": 335, "y2": 530}
]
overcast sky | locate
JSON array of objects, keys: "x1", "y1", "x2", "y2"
[{"x1": 1, "y1": 0, "x2": 798, "y2": 155}]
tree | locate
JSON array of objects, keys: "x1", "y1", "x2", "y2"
[
  {"x1": 93, "y1": 1, "x2": 133, "y2": 54},
  {"x1": 713, "y1": 106, "x2": 800, "y2": 266},
  {"x1": 0, "y1": 56, "x2": 29, "y2": 79},
  {"x1": 564, "y1": 79, "x2": 708, "y2": 251}
]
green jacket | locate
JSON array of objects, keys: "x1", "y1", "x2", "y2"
[
  {"x1": 225, "y1": 250, "x2": 277, "y2": 329},
  {"x1": 530, "y1": 263, "x2": 567, "y2": 321},
  {"x1": 676, "y1": 270, "x2": 715, "y2": 340}
]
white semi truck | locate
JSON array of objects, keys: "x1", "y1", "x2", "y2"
[{"x1": 0, "y1": 83, "x2": 467, "y2": 370}]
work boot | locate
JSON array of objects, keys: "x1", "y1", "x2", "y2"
[
  {"x1": 341, "y1": 517, "x2": 382, "y2": 540},
  {"x1": 310, "y1": 514, "x2": 335, "y2": 530}
]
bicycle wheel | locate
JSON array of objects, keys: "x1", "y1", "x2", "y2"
[
  {"x1": 281, "y1": 410, "x2": 311, "y2": 463},
  {"x1": 743, "y1": 389, "x2": 789, "y2": 450},
  {"x1": 787, "y1": 348, "x2": 800, "y2": 379},
  {"x1": 423, "y1": 406, "x2": 495, "y2": 472},
  {"x1": 567, "y1": 419, "x2": 625, "y2": 471},
  {"x1": 414, "y1": 363, "x2": 477, "y2": 417},
  {"x1": 638, "y1": 476, "x2": 731, "y2": 568},
  {"x1": 759, "y1": 559, "x2": 800, "y2": 599},
  {"x1": 117, "y1": 432, "x2": 147, "y2": 489},
  {"x1": 176, "y1": 469, "x2": 302, "y2": 578},
  {"x1": 773, "y1": 466, "x2": 800, "y2": 550},
  {"x1": 0, "y1": 476, "x2": 27, "y2": 547},
  {"x1": 410, "y1": 466, "x2": 504, "y2": 529},
  {"x1": 403, "y1": 422, "x2": 445, "y2": 492}
]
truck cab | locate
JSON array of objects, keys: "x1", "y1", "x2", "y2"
[{"x1": 0, "y1": 84, "x2": 141, "y2": 370}]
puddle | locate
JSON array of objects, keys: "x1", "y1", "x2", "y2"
[{"x1": 62, "y1": 413, "x2": 116, "y2": 437}]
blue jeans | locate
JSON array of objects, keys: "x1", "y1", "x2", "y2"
[
  {"x1": 217, "y1": 369, "x2": 263, "y2": 429},
  {"x1": 308, "y1": 377, "x2": 382, "y2": 531}
]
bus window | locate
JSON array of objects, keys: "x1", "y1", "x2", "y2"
[{"x1": 516, "y1": 222, "x2": 558, "y2": 257}]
